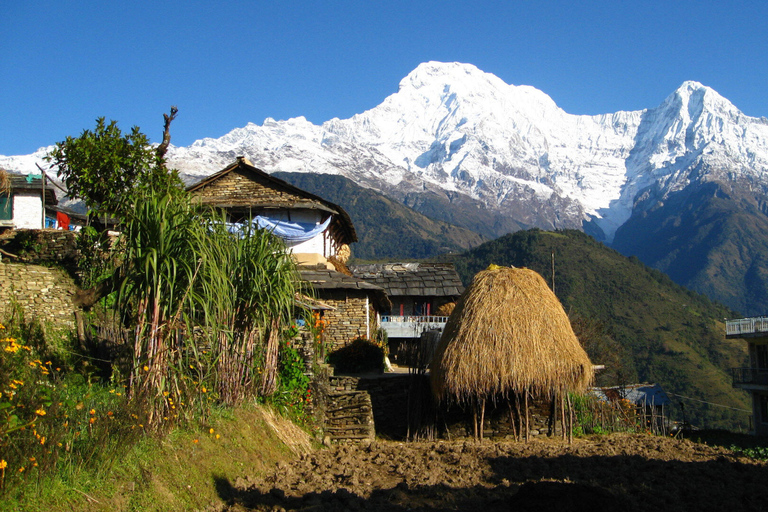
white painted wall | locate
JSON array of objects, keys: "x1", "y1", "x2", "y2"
[
  {"x1": 264, "y1": 209, "x2": 334, "y2": 257},
  {"x1": 13, "y1": 192, "x2": 43, "y2": 229}
]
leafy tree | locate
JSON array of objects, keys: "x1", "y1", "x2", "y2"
[{"x1": 46, "y1": 110, "x2": 181, "y2": 218}]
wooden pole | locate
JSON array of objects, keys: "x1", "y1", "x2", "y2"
[
  {"x1": 479, "y1": 397, "x2": 486, "y2": 441},
  {"x1": 561, "y1": 394, "x2": 566, "y2": 440},
  {"x1": 508, "y1": 397, "x2": 518, "y2": 440},
  {"x1": 524, "y1": 389, "x2": 530, "y2": 442}
]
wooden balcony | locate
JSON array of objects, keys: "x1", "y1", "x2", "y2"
[
  {"x1": 732, "y1": 367, "x2": 768, "y2": 389},
  {"x1": 726, "y1": 317, "x2": 768, "y2": 338},
  {"x1": 380, "y1": 315, "x2": 449, "y2": 338}
]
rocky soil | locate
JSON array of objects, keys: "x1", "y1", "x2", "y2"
[{"x1": 217, "y1": 433, "x2": 768, "y2": 511}]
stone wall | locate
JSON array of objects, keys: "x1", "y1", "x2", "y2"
[
  {"x1": 326, "y1": 374, "x2": 564, "y2": 440},
  {"x1": 320, "y1": 292, "x2": 373, "y2": 351},
  {"x1": 0, "y1": 263, "x2": 77, "y2": 329},
  {"x1": 0, "y1": 229, "x2": 80, "y2": 264}
]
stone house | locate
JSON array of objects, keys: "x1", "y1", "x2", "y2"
[
  {"x1": 1, "y1": 173, "x2": 58, "y2": 231},
  {"x1": 349, "y1": 263, "x2": 464, "y2": 342},
  {"x1": 187, "y1": 158, "x2": 390, "y2": 351},
  {"x1": 187, "y1": 157, "x2": 355, "y2": 269}
]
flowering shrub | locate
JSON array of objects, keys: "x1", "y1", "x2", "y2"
[
  {"x1": 267, "y1": 327, "x2": 311, "y2": 425},
  {"x1": 0, "y1": 320, "x2": 142, "y2": 493}
]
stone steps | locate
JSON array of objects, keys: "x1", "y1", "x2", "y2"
[{"x1": 323, "y1": 376, "x2": 375, "y2": 443}]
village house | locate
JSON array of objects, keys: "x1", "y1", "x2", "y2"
[
  {"x1": 726, "y1": 316, "x2": 768, "y2": 434},
  {"x1": 187, "y1": 157, "x2": 390, "y2": 351},
  {"x1": 349, "y1": 263, "x2": 464, "y2": 356},
  {"x1": 1, "y1": 173, "x2": 58, "y2": 231}
]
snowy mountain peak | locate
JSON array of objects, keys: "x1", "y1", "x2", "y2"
[{"x1": 2, "y1": 62, "x2": 768, "y2": 245}]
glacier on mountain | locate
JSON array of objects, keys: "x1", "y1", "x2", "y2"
[{"x1": 3, "y1": 62, "x2": 768, "y2": 241}]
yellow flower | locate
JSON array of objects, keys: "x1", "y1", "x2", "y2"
[
  {"x1": 40, "y1": 437, "x2": 46, "y2": 445},
  {"x1": 89, "y1": 418, "x2": 95, "y2": 424},
  {"x1": 35, "y1": 408, "x2": 46, "y2": 416},
  {"x1": 202, "y1": 387, "x2": 207, "y2": 393},
  {"x1": 143, "y1": 365, "x2": 149, "y2": 372},
  {"x1": 215, "y1": 434, "x2": 220, "y2": 439},
  {"x1": 0, "y1": 459, "x2": 7, "y2": 469},
  {"x1": 209, "y1": 428, "x2": 214, "y2": 434},
  {"x1": 89, "y1": 409, "x2": 96, "y2": 415}
]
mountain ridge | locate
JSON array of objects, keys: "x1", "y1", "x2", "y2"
[{"x1": 5, "y1": 61, "x2": 768, "y2": 313}]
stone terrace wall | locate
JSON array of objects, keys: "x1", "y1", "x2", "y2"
[
  {"x1": 0, "y1": 263, "x2": 77, "y2": 329},
  {"x1": 0, "y1": 229, "x2": 79, "y2": 264},
  {"x1": 329, "y1": 374, "x2": 564, "y2": 440}
]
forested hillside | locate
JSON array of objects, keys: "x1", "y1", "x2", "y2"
[{"x1": 442, "y1": 229, "x2": 750, "y2": 430}]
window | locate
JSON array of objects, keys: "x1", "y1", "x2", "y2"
[{"x1": 0, "y1": 195, "x2": 12, "y2": 221}]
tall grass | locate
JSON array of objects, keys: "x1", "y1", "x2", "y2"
[{"x1": 117, "y1": 187, "x2": 302, "y2": 427}]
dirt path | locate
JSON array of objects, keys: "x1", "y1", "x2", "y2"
[{"x1": 219, "y1": 433, "x2": 768, "y2": 511}]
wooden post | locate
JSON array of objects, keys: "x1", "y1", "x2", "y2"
[
  {"x1": 479, "y1": 397, "x2": 486, "y2": 441},
  {"x1": 508, "y1": 397, "x2": 518, "y2": 440},
  {"x1": 561, "y1": 394, "x2": 566, "y2": 440},
  {"x1": 524, "y1": 389, "x2": 530, "y2": 442},
  {"x1": 566, "y1": 394, "x2": 574, "y2": 444}
]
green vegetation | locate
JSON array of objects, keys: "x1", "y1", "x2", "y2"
[
  {"x1": 0, "y1": 116, "x2": 317, "y2": 506},
  {"x1": 442, "y1": 229, "x2": 750, "y2": 430},
  {"x1": 273, "y1": 172, "x2": 486, "y2": 259},
  {"x1": 612, "y1": 180, "x2": 768, "y2": 317}
]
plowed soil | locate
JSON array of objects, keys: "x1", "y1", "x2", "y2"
[{"x1": 219, "y1": 433, "x2": 768, "y2": 511}]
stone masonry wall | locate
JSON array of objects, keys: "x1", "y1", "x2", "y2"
[
  {"x1": 0, "y1": 229, "x2": 80, "y2": 265},
  {"x1": 320, "y1": 293, "x2": 372, "y2": 352},
  {"x1": 329, "y1": 374, "x2": 564, "y2": 440},
  {"x1": 0, "y1": 263, "x2": 77, "y2": 329}
]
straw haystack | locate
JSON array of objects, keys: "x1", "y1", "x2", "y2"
[{"x1": 430, "y1": 266, "x2": 593, "y2": 404}]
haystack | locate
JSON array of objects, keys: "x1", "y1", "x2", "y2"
[{"x1": 429, "y1": 266, "x2": 593, "y2": 439}]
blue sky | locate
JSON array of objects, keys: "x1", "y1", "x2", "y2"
[{"x1": 2, "y1": 1, "x2": 767, "y2": 155}]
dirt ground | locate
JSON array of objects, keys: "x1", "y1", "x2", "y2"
[{"x1": 217, "y1": 433, "x2": 768, "y2": 511}]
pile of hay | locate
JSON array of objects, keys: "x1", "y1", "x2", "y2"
[{"x1": 430, "y1": 266, "x2": 593, "y2": 403}]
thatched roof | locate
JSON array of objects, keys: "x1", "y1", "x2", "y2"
[{"x1": 430, "y1": 266, "x2": 593, "y2": 403}]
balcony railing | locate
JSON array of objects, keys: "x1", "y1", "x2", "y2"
[
  {"x1": 732, "y1": 367, "x2": 768, "y2": 387},
  {"x1": 726, "y1": 317, "x2": 768, "y2": 337},
  {"x1": 380, "y1": 315, "x2": 449, "y2": 338}
]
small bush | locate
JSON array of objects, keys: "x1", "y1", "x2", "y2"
[{"x1": 328, "y1": 336, "x2": 385, "y2": 374}]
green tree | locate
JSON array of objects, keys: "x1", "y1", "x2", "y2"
[{"x1": 46, "y1": 110, "x2": 181, "y2": 218}]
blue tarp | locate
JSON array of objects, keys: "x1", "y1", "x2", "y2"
[{"x1": 228, "y1": 215, "x2": 331, "y2": 245}]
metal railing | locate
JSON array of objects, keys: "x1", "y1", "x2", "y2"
[
  {"x1": 732, "y1": 367, "x2": 768, "y2": 387},
  {"x1": 381, "y1": 315, "x2": 450, "y2": 324},
  {"x1": 726, "y1": 317, "x2": 768, "y2": 337}
]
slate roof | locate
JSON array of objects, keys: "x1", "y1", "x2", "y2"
[
  {"x1": 5, "y1": 173, "x2": 57, "y2": 205},
  {"x1": 348, "y1": 263, "x2": 464, "y2": 298},
  {"x1": 299, "y1": 267, "x2": 391, "y2": 311}
]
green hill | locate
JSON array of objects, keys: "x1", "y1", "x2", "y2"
[
  {"x1": 612, "y1": 180, "x2": 768, "y2": 317},
  {"x1": 441, "y1": 229, "x2": 750, "y2": 430},
  {"x1": 273, "y1": 172, "x2": 486, "y2": 259}
]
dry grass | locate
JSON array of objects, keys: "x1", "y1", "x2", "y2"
[
  {"x1": 258, "y1": 407, "x2": 313, "y2": 455},
  {"x1": 430, "y1": 266, "x2": 593, "y2": 403}
]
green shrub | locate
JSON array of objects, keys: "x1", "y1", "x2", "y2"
[{"x1": 328, "y1": 336, "x2": 385, "y2": 374}]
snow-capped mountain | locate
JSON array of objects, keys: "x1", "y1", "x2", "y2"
[
  {"x1": 4, "y1": 61, "x2": 768, "y2": 243},
  {"x1": 163, "y1": 62, "x2": 768, "y2": 242}
]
